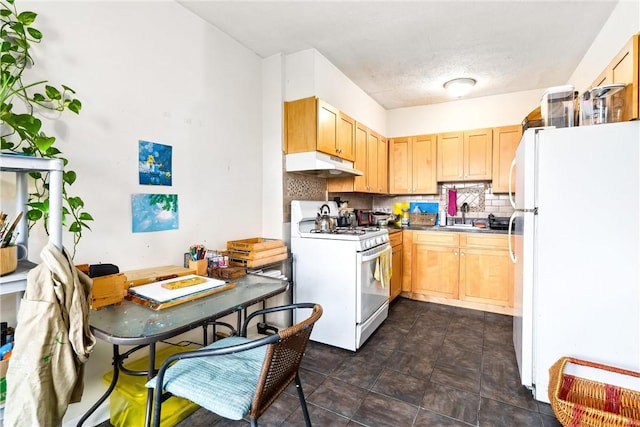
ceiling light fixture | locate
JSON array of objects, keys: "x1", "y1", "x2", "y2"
[{"x1": 443, "y1": 78, "x2": 477, "y2": 98}]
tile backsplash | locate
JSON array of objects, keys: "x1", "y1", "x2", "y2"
[
  {"x1": 331, "y1": 182, "x2": 514, "y2": 220},
  {"x1": 285, "y1": 172, "x2": 514, "y2": 223},
  {"x1": 284, "y1": 173, "x2": 326, "y2": 222}
]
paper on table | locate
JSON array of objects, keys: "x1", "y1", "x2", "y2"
[{"x1": 129, "y1": 274, "x2": 227, "y2": 302}]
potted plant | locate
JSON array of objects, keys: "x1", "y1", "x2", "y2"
[{"x1": 0, "y1": 0, "x2": 92, "y2": 257}]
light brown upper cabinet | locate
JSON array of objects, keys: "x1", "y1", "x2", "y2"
[
  {"x1": 284, "y1": 97, "x2": 355, "y2": 162},
  {"x1": 327, "y1": 122, "x2": 388, "y2": 194},
  {"x1": 437, "y1": 128, "x2": 492, "y2": 182},
  {"x1": 377, "y1": 134, "x2": 388, "y2": 194},
  {"x1": 591, "y1": 33, "x2": 639, "y2": 122},
  {"x1": 389, "y1": 134, "x2": 437, "y2": 194},
  {"x1": 491, "y1": 125, "x2": 522, "y2": 194}
]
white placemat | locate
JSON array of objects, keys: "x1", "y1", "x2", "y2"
[{"x1": 129, "y1": 274, "x2": 227, "y2": 302}]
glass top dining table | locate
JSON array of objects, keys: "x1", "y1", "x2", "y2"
[
  {"x1": 78, "y1": 273, "x2": 290, "y2": 427},
  {"x1": 89, "y1": 273, "x2": 290, "y2": 345}
]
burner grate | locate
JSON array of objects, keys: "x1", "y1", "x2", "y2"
[{"x1": 309, "y1": 226, "x2": 381, "y2": 236}]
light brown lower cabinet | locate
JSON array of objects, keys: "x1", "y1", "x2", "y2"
[
  {"x1": 389, "y1": 231, "x2": 403, "y2": 301},
  {"x1": 404, "y1": 230, "x2": 514, "y2": 315}
]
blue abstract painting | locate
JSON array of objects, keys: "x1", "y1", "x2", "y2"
[
  {"x1": 139, "y1": 140, "x2": 172, "y2": 186},
  {"x1": 132, "y1": 194, "x2": 179, "y2": 233}
]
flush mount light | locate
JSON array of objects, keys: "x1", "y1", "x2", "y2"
[{"x1": 443, "y1": 78, "x2": 477, "y2": 98}]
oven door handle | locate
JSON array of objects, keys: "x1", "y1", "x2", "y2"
[{"x1": 360, "y1": 244, "x2": 390, "y2": 262}]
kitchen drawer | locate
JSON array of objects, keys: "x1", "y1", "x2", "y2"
[
  {"x1": 389, "y1": 231, "x2": 403, "y2": 247},
  {"x1": 412, "y1": 231, "x2": 459, "y2": 246},
  {"x1": 460, "y1": 233, "x2": 508, "y2": 249}
]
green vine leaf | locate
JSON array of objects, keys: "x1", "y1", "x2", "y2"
[
  {"x1": 67, "y1": 196, "x2": 83, "y2": 209},
  {"x1": 63, "y1": 170, "x2": 76, "y2": 185},
  {"x1": 34, "y1": 135, "x2": 55, "y2": 152},
  {"x1": 44, "y1": 84, "x2": 60, "y2": 100},
  {"x1": 17, "y1": 11, "x2": 36, "y2": 26},
  {"x1": 26, "y1": 27, "x2": 41, "y2": 40},
  {"x1": 26, "y1": 209, "x2": 43, "y2": 221}
]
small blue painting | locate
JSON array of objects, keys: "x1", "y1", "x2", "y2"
[
  {"x1": 132, "y1": 193, "x2": 179, "y2": 233},
  {"x1": 139, "y1": 140, "x2": 172, "y2": 186}
]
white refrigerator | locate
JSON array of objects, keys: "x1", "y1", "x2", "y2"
[{"x1": 510, "y1": 121, "x2": 640, "y2": 403}]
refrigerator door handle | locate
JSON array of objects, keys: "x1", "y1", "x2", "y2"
[
  {"x1": 508, "y1": 211, "x2": 517, "y2": 263},
  {"x1": 508, "y1": 157, "x2": 517, "y2": 209}
]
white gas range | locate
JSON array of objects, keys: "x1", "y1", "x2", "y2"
[{"x1": 291, "y1": 200, "x2": 391, "y2": 351}]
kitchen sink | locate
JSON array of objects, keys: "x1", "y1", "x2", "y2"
[
  {"x1": 444, "y1": 224, "x2": 474, "y2": 230},
  {"x1": 442, "y1": 224, "x2": 495, "y2": 232}
]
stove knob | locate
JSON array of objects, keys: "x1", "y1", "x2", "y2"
[
  {"x1": 375, "y1": 236, "x2": 382, "y2": 245},
  {"x1": 364, "y1": 240, "x2": 371, "y2": 249}
]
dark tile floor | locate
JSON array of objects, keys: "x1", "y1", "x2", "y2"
[{"x1": 102, "y1": 297, "x2": 563, "y2": 426}]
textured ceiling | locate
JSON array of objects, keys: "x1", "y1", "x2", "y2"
[{"x1": 177, "y1": 1, "x2": 619, "y2": 109}]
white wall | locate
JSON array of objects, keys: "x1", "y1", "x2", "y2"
[
  {"x1": 569, "y1": 0, "x2": 640, "y2": 93},
  {"x1": 262, "y1": 53, "x2": 285, "y2": 238},
  {"x1": 386, "y1": 89, "x2": 541, "y2": 137},
  {"x1": 284, "y1": 49, "x2": 387, "y2": 134},
  {"x1": 10, "y1": 1, "x2": 264, "y2": 270},
  {"x1": 1, "y1": 1, "x2": 266, "y2": 424}
]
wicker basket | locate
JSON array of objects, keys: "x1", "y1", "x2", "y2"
[
  {"x1": 548, "y1": 357, "x2": 640, "y2": 427},
  {"x1": 409, "y1": 213, "x2": 436, "y2": 227}
]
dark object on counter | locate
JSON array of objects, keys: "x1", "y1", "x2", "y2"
[
  {"x1": 354, "y1": 209, "x2": 374, "y2": 226},
  {"x1": 1, "y1": 322, "x2": 6, "y2": 346},
  {"x1": 488, "y1": 214, "x2": 513, "y2": 230},
  {"x1": 88, "y1": 263, "x2": 119, "y2": 278},
  {"x1": 210, "y1": 266, "x2": 246, "y2": 280}
]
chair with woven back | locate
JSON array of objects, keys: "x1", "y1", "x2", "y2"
[{"x1": 148, "y1": 303, "x2": 323, "y2": 427}]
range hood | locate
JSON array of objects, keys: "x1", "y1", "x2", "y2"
[{"x1": 285, "y1": 151, "x2": 363, "y2": 178}]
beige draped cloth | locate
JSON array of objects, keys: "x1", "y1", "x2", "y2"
[{"x1": 4, "y1": 242, "x2": 96, "y2": 427}]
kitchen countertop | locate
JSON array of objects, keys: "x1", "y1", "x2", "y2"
[{"x1": 385, "y1": 225, "x2": 509, "y2": 235}]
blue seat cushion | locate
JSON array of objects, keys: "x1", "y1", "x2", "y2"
[{"x1": 146, "y1": 336, "x2": 267, "y2": 420}]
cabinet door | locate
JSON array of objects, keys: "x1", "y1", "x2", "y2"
[
  {"x1": 389, "y1": 137, "x2": 412, "y2": 194},
  {"x1": 437, "y1": 132, "x2": 463, "y2": 181},
  {"x1": 592, "y1": 34, "x2": 639, "y2": 122},
  {"x1": 326, "y1": 114, "x2": 359, "y2": 192},
  {"x1": 411, "y1": 243, "x2": 459, "y2": 299},
  {"x1": 337, "y1": 112, "x2": 356, "y2": 162},
  {"x1": 367, "y1": 130, "x2": 379, "y2": 193},
  {"x1": 316, "y1": 99, "x2": 338, "y2": 157},
  {"x1": 463, "y1": 128, "x2": 492, "y2": 180},
  {"x1": 390, "y1": 244, "x2": 403, "y2": 301},
  {"x1": 459, "y1": 247, "x2": 513, "y2": 307},
  {"x1": 284, "y1": 97, "x2": 317, "y2": 154},
  {"x1": 412, "y1": 134, "x2": 438, "y2": 194},
  {"x1": 377, "y1": 136, "x2": 388, "y2": 193},
  {"x1": 492, "y1": 125, "x2": 522, "y2": 194},
  {"x1": 354, "y1": 122, "x2": 369, "y2": 192},
  {"x1": 610, "y1": 36, "x2": 636, "y2": 121},
  {"x1": 402, "y1": 231, "x2": 413, "y2": 293}
]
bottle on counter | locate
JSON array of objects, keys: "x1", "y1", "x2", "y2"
[
  {"x1": 401, "y1": 208, "x2": 410, "y2": 227},
  {"x1": 439, "y1": 209, "x2": 447, "y2": 226}
]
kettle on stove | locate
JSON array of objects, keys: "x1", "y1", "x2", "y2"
[{"x1": 315, "y1": 204, "x2": 336, "y2": 232}]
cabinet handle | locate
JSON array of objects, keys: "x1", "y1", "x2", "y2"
[
  {"x1": 461, "y1": 252, "x2": 465, "y2": 256},
  {"x1": 454, "y1": 251, "x2": 458, "y2": 256}
]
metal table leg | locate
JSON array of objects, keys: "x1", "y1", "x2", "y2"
[
  {"x1": 144, "y1": 342, "x2": 156, "y2": 427},
  {"x1": 76, "y1": 344, "x2": 121, "y2": 427}
]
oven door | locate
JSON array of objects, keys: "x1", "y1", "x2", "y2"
[{"x1": 356, "y1": 243, "x2": 391, "y2": 324}]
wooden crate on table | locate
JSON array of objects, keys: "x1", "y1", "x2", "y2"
[
  {"x1": 90, "y1": 273, "x2": 126, "y2": 310},
  {"x1": 226, "y1": 237, "x2": 288, "y2": 268}
]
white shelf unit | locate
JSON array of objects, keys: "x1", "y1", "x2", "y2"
[{"x1": 0, "y1": 154, "x2": 63, "y2": 296}]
